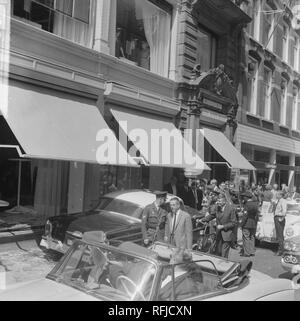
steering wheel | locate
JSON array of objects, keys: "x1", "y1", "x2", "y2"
[{"x1": 116, "y1": 275, "x2": 146, "y2": 301}]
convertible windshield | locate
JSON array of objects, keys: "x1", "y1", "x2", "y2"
[{"x1": 50, "y1": 243, "x2": 156, "y2": 301}]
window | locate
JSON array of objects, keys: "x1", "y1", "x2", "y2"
[
  {"x1": 262, "y1": 67, "x2": 272, "y2": 119},
  {"x1": 251, "y1": 0, "x2": 260, "y2": 41},
  {"x1": 294, "y1": 37, "x2": 300, "y2": 71},
  {"x1": 280, "y1": 80, "x2": 288, "y2": 125},
  {"x1": 292, "y1": 94, "x2": 299, "y2": 130},
  {"x1": 11, "y1": 0, "x2": 95, "y2": 48},
  {"x1": 115, "y1": 0, "x2": 172, "y2": 77},
  {"x1": 262, "y1": 5, "x2": 274, "y2": 51},
  {"x1": 283, "y1": 25, "x2": 289, "y2": 62},
  {"x1": 248, "y1": 59, "x2": 258, "y2": 114},
  {"x1": 196, "y1": 27, "x2": 217, "y2": 71}
]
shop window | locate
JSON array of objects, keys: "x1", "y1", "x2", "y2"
[
  {"x1": 196, "y1": 26, "x2": 217, "y2": 72},
  {"x1": 295, "y1": 157, "x2": 300, "y2": 167},
  {"x1": 276, "y1": 154, "x2": 289, "y2": 165},
  {"x1": 11, "y1": 0, "x2": 96, "y2": 48},
  {"x1": 115, "y1": 0, "x2": 172, "y2": 77},
  {"x1": 254, "y1": 150, "x2": 270, "y2": 163}
]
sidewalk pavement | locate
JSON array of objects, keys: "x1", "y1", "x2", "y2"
[{"x1": 0, "y1": 210, "x2": 45, "y2": 244}]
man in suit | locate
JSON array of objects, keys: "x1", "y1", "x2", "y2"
[
  {"x1": 164, "y1": 198, "x2": 193, "y2": 250},
  {"x1": 141, "y1": 191, "x2": 168, "y2": 246},
  {"x1": 201, "y1": 194, "x2": 237, "y2": 258},
  {"x1": 240, "y1": 192, "x2": 259, "y2": 257},
  {"x1": 164, "y1": 176, "x2": 179, "y2": 196},
  {"x1": 185, "y1": 181, "x2": 203, "y2": 210}
]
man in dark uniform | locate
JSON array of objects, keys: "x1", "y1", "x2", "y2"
[
  {"x1": 240, "y1": 191, "x2": 259, "y2": 257},
  {"x1": 141, "y1": 191, "x2": 168, "y2": 246}
]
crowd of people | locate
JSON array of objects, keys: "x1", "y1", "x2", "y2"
[{"x1": 142, "y1": 176, "x2": 300, "y2": 259}]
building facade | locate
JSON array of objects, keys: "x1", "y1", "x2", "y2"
[
  {"x1": 236, "y1": 0, "x2": 300, "y2": 188},
  {"x1": 0, "y1": 0, "x2": 254, "y2": 224}
]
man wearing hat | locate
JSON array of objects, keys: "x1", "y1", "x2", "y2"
[
  {"x1": 240, "y1": 191, "x2": 259, "y2": 257},
  {"x1": 141, "y1": 191, "x2": 168, "y2": 246}
]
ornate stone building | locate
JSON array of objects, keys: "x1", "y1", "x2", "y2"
[{"x1": 175, "y1": 0, "x2": 254, "y2": 183}]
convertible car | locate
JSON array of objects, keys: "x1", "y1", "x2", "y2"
[
  {"x1": 40, "y1": 190, "x2": 202, "y2": 254},
  {"x1": 2, "y1": 236, "x2": 300, "y2": 301}
]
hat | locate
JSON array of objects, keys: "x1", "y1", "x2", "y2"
[{"x1": 153, "y1": 191, "x2": 167, "y2": 199}]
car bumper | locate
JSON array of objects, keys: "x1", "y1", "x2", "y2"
[
  {"x1": 281, "y1": 255, "x2": 300, "y2": 274},
  {"x1": 39, "y1": 236, "x2": 69, "y2": 254}
]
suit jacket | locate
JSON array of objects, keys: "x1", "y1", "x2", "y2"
[
  {"x1": 203, "y1": 203, "x2": 237, "y2": 242},
  {"x1": 164, "y1": 183, "x2": 179, "y2": 196},
  {"x1": 241, "y1": 200, "x2": 259, "y2": 229},
  {"x1": 165, "y1": 210, "x2": 193, "y2": 250},
  {"x1": 185, "y1": 188, "x2": 203, "y2": 210}
]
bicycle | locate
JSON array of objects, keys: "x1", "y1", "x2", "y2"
[{"x1": 192, "y1": 220, "x2": 216, "y2": 254}]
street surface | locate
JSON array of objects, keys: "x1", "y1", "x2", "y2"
[{"x1": 0, "y1": 234, "x2": 295, "y2": 289}]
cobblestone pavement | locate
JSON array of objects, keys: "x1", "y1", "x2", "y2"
[{"x1": 0, "y1": 240, "x2": 61, "y2": 288}]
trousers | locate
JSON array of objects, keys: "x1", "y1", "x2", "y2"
[
  {"x1": 215, "y1": 233, "x2": 231, "y2": 259},
  {"x1": 274, "y1": 216, "x2": 285, "y2": 252},
  {"x1": 242, "y1": 228, "x2": 256, "y2": 256}
]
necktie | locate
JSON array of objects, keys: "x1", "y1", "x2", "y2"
[
  {"x1": 171, "y1": 212, "x2": 177, "y2": 243},
  {"x1": 193, "y1": 189, "x2": 198, "y2": 205}
]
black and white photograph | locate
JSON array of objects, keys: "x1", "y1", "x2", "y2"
[{"x1": 1, "y1": 0, "x2": 300, "y2": 306}]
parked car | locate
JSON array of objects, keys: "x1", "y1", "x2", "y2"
[
  {"x1": 40, "y1": 190, "x2": 203, "y2": 254},
  {"x1": 256, "y1": 201, "x2": 300, "y2": 243},
  {"x1": 282, "y1": 235, "x2": 300, "y2": 275},
  {"x1": 2, "y1": 237, "x2": 300, "y2": 301}
]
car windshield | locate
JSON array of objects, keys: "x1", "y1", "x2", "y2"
[
  {"x1": 286, "y1": 202, "x2": 300, "y2": 216},
  {"x1": 96, "y1": 197, "x2": 143, "y2": 219},
  {"x1": 50, "y1": 243, "x2": 156, "y2": 301}
]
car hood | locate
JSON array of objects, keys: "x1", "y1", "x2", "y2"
[
  {"x1": 0, "y1": 279, "x2": 99, "y2": 301},
  {"x1": 67, "y1": 210, "x2": 140, "y2": 234}
]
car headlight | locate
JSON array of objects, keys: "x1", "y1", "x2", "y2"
[
  {"x1": 44, "y1": 220, "x2": 53, "y2": 237},
  {"x1": 285, "y1": 227, "x2": 294, "y2": 237}
]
